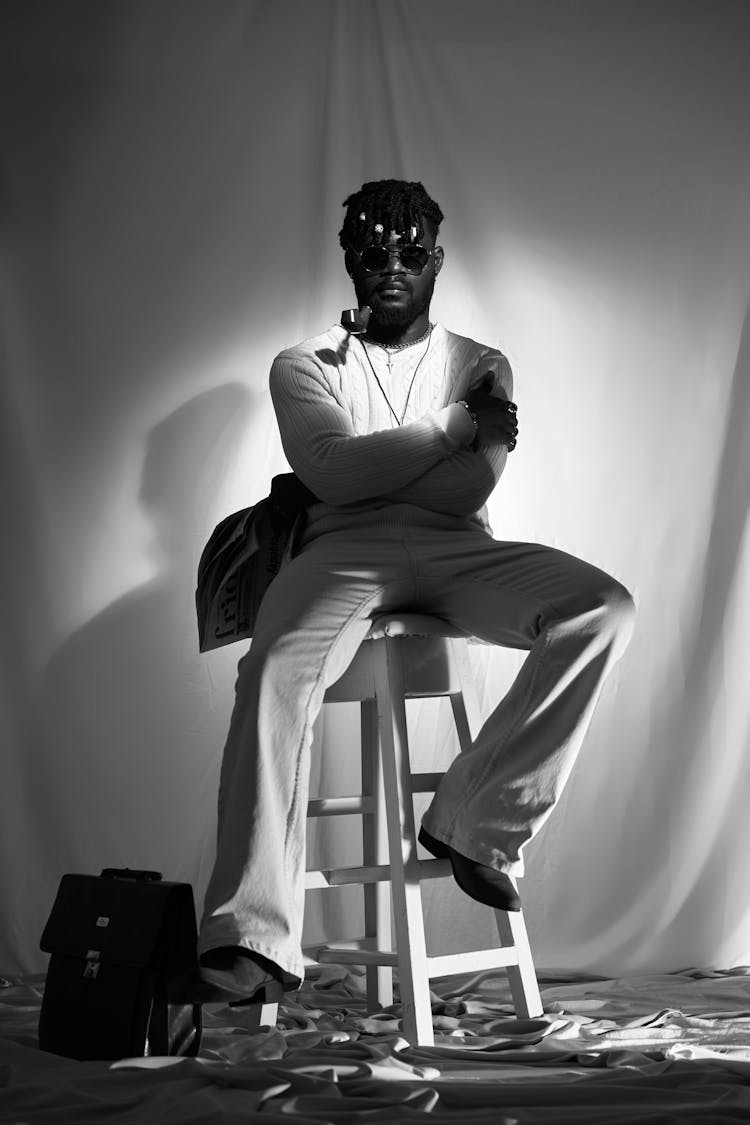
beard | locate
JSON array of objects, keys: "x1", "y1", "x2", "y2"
[{"x1": 355, "y1": 273, "x2": 436, "y2": 332}]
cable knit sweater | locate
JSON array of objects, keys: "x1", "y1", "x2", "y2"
[{"x1": 269, "y1": 322, "x2": 513, "y2": 539}]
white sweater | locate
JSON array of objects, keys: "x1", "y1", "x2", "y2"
[{"x1": 269, "y1": 322, "x2": 513, "y2": 538}]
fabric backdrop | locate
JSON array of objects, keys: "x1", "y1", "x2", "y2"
[{"x1": 1, "y1": 0, "x2": 749, "y2": 979}]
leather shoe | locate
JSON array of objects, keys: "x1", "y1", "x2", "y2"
[
  {"x1": 195, "y1": 947, "x2": 300, "y2": 1007},
  {"x1": 418, "y1": 827, "x2": 521, "y2": 912}
]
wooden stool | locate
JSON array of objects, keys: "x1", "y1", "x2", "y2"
[{"x1": 298, "y1": 612, "x2": 542, "y2": 1046}]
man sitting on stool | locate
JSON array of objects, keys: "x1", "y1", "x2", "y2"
[{"x1": 197, "y1": 179, "x2": 635, "y2": 1004}]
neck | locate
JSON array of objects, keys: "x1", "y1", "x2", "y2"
[{"x1": 363, "y1": 310, "x2": 432, "y2": 347}]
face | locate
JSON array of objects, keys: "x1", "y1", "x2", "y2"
[{"x1": 346, "y1": 225, "x2": 444, "y2": 331}]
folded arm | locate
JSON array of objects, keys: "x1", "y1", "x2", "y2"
[
  {"x1": 382, "y1": 355, "x2": 515, "y2": 515},
  {"x1": 270, "y1": 353, "x2": 476, "y2": 506},
  {"x1": 382, "y1": 444, "x2": 507, "y2": 515}
]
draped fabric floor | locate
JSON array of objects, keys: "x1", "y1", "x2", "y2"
[{"x1": 3, "y1": 967, "x2": 750, "y2": 1123}]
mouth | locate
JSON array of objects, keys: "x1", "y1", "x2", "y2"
[{"x1": 377, "y1": 283, "x2": 409, "y2": 296}]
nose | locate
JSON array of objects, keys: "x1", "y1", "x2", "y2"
[{"x1": 383, "y1": 248, "x2": 407, "y2": 275}]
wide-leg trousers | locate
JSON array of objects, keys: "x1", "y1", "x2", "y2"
[{"x1": 198, "y1": 515, "x2": 635, "y2": 981}]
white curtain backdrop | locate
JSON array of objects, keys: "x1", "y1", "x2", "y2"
[{"x1": 1, "y1": 0, "x2": 749, "y2": 977}]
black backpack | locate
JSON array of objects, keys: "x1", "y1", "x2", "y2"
[{"x1": 39, "y1": 868, "x2": 202, "y2": 1060}]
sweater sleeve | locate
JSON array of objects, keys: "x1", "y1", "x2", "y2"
[
  {"x1": 381, "y1": 353, "x2": 514, "y2": 515},
  {"x1": 382, "y1": 448, "x2": 503, "y2": 515},
  {"x1": 269, "y1": 351, "x2": 476, "y2": 506}
]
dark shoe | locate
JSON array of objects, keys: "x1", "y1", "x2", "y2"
[
  {"x1": 195, "y1": 946, "x2": 300, "y2": 1007},
  {"x1": 418, "y1": 827, "x2": 522, "y2": 912}
]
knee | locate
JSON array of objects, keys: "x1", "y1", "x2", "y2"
[
  {"x1": 240, "y1": 630, "x2": 294, "y2": 682},
  {"x1": 234, "y1": 635, "x2": 313, "y2": 729},
  {"x1": 598, "y1": 579, "x2": 636, "y2": 652},
  {"x1": 234, "y1": 631, "x2": 292, "y2": 697},
  {"x1": 606, "y1": 579, "x2": 636, "y2": 624}
]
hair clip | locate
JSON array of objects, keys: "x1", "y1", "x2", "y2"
[
  {"x1": 410, "y1": 225, "x2": 418, "y2": 242},
  {"x1": 373, "y1": 223, "x2": 384, "y2": 244},
  {"x1": 358, "y1": 212, "x2": 366, "y2": 222}
]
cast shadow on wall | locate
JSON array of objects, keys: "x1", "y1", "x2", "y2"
[{"x1": 34, "y1": 383, "x2": 259, "y2": 917}]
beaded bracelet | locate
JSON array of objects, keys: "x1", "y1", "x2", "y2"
[{"x1": 457, "y1": 399, "x2": 479, "y2": 433}]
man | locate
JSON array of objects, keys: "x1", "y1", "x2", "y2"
[{"x1": 197, "y1": 179, "x2": 635, "y2": 1004}]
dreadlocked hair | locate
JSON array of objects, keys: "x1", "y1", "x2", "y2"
[{"x1": 338, "y1": 179, "x2": 444, "y2": 249}]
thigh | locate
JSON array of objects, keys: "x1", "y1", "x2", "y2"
[
  {"x1": 248, "y1": 530, "x2": 415, "y2": 685},
  {"x1": 412, "y1": 531, "x2": 629, "y2": 649}
]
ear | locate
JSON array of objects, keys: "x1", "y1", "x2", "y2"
[{"x1": 433, "y1": 245, "x2": 445, "y2": 278}]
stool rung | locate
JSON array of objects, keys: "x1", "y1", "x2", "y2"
[
  {"x1": 317, "y1": 944, "x2": 399, "y2": 968},
  {"x1": 307, "y1": 795, "x2": 377, "y2": 817},
  {"x1": 306, "y1": 863, "x2": 389, "y2": 888},
  {"x1": 426, "y1": 947, "x2": 519, "y2": 976},
  {"x1": 308, "y1": 780, "x2": 443, "y2": 811},
  {"x1": 304, "y1": 936, "x2": 381, "y2": 959},
  {"x1": 305, "y1": 857, "x2": 452, "y2": 889},
  {"x1": 315, "y1": 944, "x2": 521, "y2": 975},
  {"x1": 410, "y1": 771, "x2": 444, "y2": 793}
]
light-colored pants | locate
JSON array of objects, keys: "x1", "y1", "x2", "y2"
[{"x1": 199, "y1": 514, "x2": 635, "y2": 981}]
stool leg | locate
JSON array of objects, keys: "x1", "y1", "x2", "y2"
[
  {"x1": 448, "y1": 638, "x2": 482, "y2": 748},
  {"x1": 377, "y1": 638, "x2": 434, "y2": 1047},
  {"x1": 451, "y1": 639, "x2": 543, "y2": 1020},
  {"x1": 495, "y1": 905, "x2": 544, "y2": 1018},
  {"x1": 361, "y1": 698, "x2": 393, "y2": 1011},
  {"x1": 239, "y1": 1001, "x2": 279, "y2": 1029}
]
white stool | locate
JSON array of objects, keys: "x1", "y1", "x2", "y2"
[{"x1": 295, "y1": 612, "x2": 542, "y2": 1046}]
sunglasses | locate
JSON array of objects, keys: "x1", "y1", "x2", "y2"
[{"x1": 350, "y1": 243, "x2": 435, "y2": 275}]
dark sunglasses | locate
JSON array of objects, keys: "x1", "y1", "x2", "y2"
[{"x1": 350, "y1": 243, "x2": 434, "y2": 275}]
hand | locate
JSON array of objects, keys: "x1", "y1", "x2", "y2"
[{"x1": 464, "y1": 382, "x2": 519, "y2": 450}]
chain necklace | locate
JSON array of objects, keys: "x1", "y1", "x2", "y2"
[
  {"x1": 362, "y1": 323, "x2": 433, "y2": 353},
  {"x1": 360, "y1": 325, "x2": 434, "y2": 426}
]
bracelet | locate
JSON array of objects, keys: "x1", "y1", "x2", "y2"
[{"x1": 457, "y1": 399, "x2": 478, "y2": 432}]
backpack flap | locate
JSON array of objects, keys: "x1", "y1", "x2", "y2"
[{"x1": 40, "y1": 874, "x2": 172, "y2": 970}]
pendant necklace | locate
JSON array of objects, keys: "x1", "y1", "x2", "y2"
[{"x1": 360, "y1": 325, "x2": 434, "y2": 426}]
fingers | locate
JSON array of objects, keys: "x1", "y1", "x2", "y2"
[
  {"x1": 488, "y1": 396, "x2": 517, "y2": 415},
  {"x1": 468, "y1": 392, "x2": 519, "y2": 450},
  {"x1": 468, "y1": 393, "x2": 517, "y2": 416}
]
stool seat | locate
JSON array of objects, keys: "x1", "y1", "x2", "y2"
[{"x1": 365, "y1": 613, "x2": 469, "y2": 640}]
